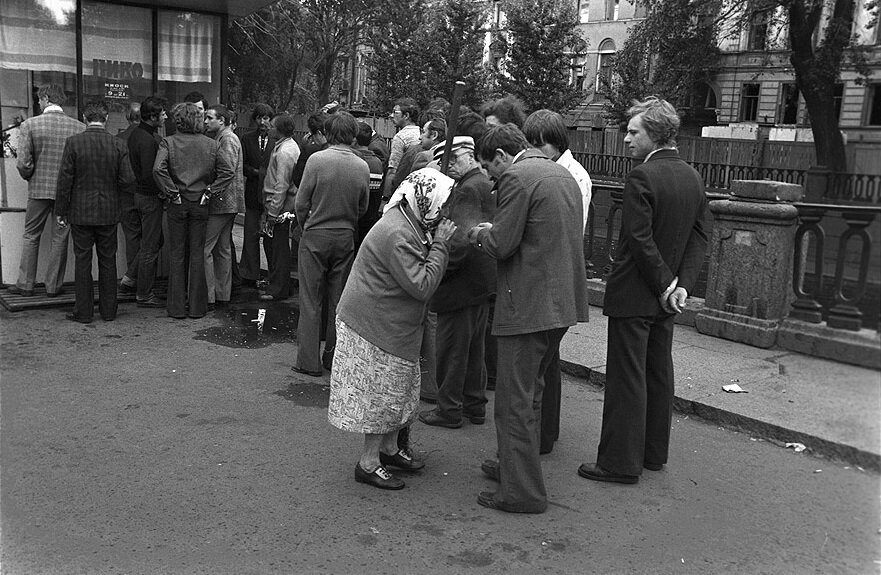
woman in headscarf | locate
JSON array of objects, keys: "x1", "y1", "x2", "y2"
[{"x1": 329, "y1": 168, "x2": 457, "y2": 490}]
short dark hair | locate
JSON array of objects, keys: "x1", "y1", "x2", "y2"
[
  {"x1": 307, "y1": 111, "x2": 329, "y2": 135},
  {"x1": 184, "y1": 91, "x2": 205, "y2": 105},
  {"x1": 475, "y1": 123, "x2": 530, "y2": 162},
  {"x1": 125, "y1": 103, "x2": 141, "y2": 124},
  {"x1": 324, "y1": 111, "x2": 358, "y2": 146},
  {"x1": 628, "y1": 96, "x2": 680, "y2": 147},
  {"x1": 481, "y1": 95, "x2": 527, "y2": 128},
  {"x1": 356, "y1": 121, "x2": 373, "y2": 146},
  {"x1": 207, "y1": 104, "x2": 233, "y2": 126},
  {"x1": 455, "y1": 110, "x2": 487, "y2": 141},
  {"x1": 37, "y1": 84, "x2": 66, "y2": 106},
  {"x1": 273, "y1": 113, "x2": 296, "y2": 138},
  {"x1": 83, "y1": 100, "x2": 109, "y2": 123},
  {"x1": 424, "y1": 118, "x2": 446, "y2": 142},
  {"x1": 140, "y1": 97, "x2": 165, "y2": 123},
  {"x1": 251, "y1": 103, "x2": 274, "y2": 122},
  {"x1": 171, "y1": 102, "x2": 204, "y2": 134},
  {"x1": 394, "y1": 97, "x2": 419, "y2": 123},
  {"x1": 522, "y1": 109, "x2": 569, "y2": 153}
]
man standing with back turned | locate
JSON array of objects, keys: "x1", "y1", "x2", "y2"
[
  {"x1": 10, "y1": 84, "x2": 85, "y2": 297},
  {"x1": 578, "y1": 96, "x2": 708, "y2": 485}
]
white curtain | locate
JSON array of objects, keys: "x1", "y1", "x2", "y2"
[
  {"x1": 158, "y1": 11, "x2": 217, "y2": 83},
  {"x1": 0, "y1": 0, "x2": 77, "y2": 73}
]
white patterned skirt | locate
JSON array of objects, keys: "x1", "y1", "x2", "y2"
[{"x1": 328, "y1": 318, "x2": 421, "y2": 434}]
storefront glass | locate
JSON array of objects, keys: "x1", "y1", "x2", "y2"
[{"x1": 157, "y1": 10, "x2": 221, "y2": 109}]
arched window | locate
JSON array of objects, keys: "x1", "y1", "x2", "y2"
[{"x1": 596, "y1": 39, "x2": 616, "y2": 95}]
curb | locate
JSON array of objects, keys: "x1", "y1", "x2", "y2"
[{"x1": 559, "y1": 359, "x2": 881, "y2": 473}]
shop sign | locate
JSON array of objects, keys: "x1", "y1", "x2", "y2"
[
  {"x1": 104, "y1": 83, "x2": 130, "y2": 100},
  {"x1": 92, "y1": 59, "x2": 144, "y2": 80}
]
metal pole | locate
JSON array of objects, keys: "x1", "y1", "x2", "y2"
[{"x1": 440, "y1": 81, "x2": 466, "y2": 175}]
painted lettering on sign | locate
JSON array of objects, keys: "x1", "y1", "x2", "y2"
[{"x1": 92, "y1": 59, "x2": 144, "y2": 80}]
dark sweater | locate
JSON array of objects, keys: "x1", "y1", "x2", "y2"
[{"x1": 128, "y1": 122, "x2": 161, "y2": 195}]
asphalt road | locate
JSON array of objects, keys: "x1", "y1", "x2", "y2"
[{"x1": 1, "y1": 301, "x2": 878, "y2": 574}]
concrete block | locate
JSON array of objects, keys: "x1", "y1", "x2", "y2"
[
  {"x1": 695, "y1": 307, "x2": 779, "y2": 348},
  {"x1": 730, "y1": 180, "x2": 804, "y2": 203},
  {"x1": 777, "y1": 318, "x2": 881, "y2": 370}
]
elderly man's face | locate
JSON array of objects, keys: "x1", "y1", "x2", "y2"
[
  {"x1": 447, "y1": 149, "x2": 473, "y2": 181},
  {"x1": 624, "y1": 113, "x2": 658, "y2": 159}
]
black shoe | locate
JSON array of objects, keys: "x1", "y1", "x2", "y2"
[
  {"x1": 292, "y1": 366, "x2": 323, "y2": 377},
  {"x1": 46, "y1": 288, "x2": 65, "y2": 298},
  {"x1": 420, "y1": 395, "x2": 438, "y2": 404},
  {"x1": 380, "y1": 449, "x2": 425, "y2": 471},
  {"x1": 65, "y1": 313, "x2": 92, "y2": 324},
  {"x1": 643, "y1": 462, "x2": 664, "y2": 471},
  {"x1": 465, "y1": 413, "x2": 486, "y2": 425},
  {"x1": 477, "y1": 491, "x2": 546, "y2": 514},
  {"x1": 418, "y1": 409, "x2": 463, "y2": 429},
  {"x1": 136, "y1": 296, "x2": 165, "y2": 308},
  {"x1": 355, "y1": 463, "x2": 405, "y2": 490},
  {"x1": 215, "y1": 300, "x2": 230, "y2": 308},
  {"x1": 480, "y1": 459, "x2": 499, "y2": 482},
  {"x1": 118, "y1": 282, "x2": 137, "y2": 294},
  {"x1": 322, "y1": 347, "x2": 334, "y2": 371},
  {"x1": 577, "y1": 463, "x2": 639, "y2": 484},
  {"x1": 7, "y1": 286, "x2": 35, "y2": 297}
]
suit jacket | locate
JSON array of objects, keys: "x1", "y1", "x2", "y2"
[
  {"x1": 603, "y1": 148, "x2": 708, "y2": 318},
  {"x1": 431, "y1": 167, "x2": 497, "y2": 313},
  {"x1": 473, "y1": 149, "x2": 589, "y2": 336},
  {"x1": 241, "y1": 129, "x2": 276, "y2": 210},
  {"x1": 16, "y1": 107, "x2": 86, "y2": 200},
  {"x1": 55, "y1": 125, "x2": 136, "y2": 225},
  {"x1": 209, "y1": 127, "x2": 246, "y2": 215}
]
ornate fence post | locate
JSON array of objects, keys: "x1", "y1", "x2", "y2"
[
  {"x1": 789, "y1": 206, "x2": 826, "y2": 323},
  {"x1": 827, "y1": 209, "x2": 876, "y2": 330},
  {"x1": 603, "y1": 186, "x2": 623, "y2": 277}
]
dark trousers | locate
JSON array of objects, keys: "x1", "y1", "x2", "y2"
[
  {"x1": 540, "y1": 348, "x2": 562, "y2": 454},
  {"x1": 240, "y1": 207, "x2": 271, "y2": 281},
  {"x1": 119, "y1": 192, "x2": 141, "y2": 280},
  {"x1": 266, "y1": 220, "x2": 291, "y2": 299},
  {"x1": 597, "y1": 314, "x2": 676, "y2": 476},
  {"x1": 494, "y1": 327, "x2": 567, "y2": 513},
  {"x1": 134, "y1": 194, "x2": 164, "y2": 299},
  {"x1": 484, "y1": 295, "x2": 497, "y2": 387},
  {"x1": 70, "y1": 224, "x2": 118, "y2": 321},
  {"x1": 166, "y1": 199, "x2": 208, "y2": 318},
  {"x1": 436, "y1": 303, "x2": 489, "y2": 420},
  {"x1": 296, "y1": 228, "x2": 354, "y2": 372}
]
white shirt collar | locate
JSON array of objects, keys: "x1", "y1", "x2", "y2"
[
  {"x1": 644, "y1": 147, "x2": 676, "y2": 162},
  {"x1": 512, "y1": 149, "x2": 528, "y2": 163},
  {"x1": 43, "y1": 104, "x2": 64, "y2": 113}
]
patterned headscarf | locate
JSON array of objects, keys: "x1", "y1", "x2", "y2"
[{"x1": 384, "y1": 167, "x2": 453, "y2": 232}]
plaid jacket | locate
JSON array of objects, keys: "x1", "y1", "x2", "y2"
[
  {"x1": 55, "y1": 126, "x2": 136, "y2": 225},
  {"x1": 16, "y1": 107, "x2": 86, "y2": 200}
]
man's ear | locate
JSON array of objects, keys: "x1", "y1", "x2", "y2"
[{"x1": 495, "y1": 148, "x2": 509, "y2": 163}]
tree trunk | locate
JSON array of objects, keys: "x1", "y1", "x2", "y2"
[{"x1": 793, "y1": 61, "x2": 848, "y2": 172}]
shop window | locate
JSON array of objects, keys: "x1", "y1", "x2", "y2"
[
  {"x1": 778, "y1": 83, "x2": 800, "y2": 124},
  {"x1": 740, "y1": 83, "x2": 761, "y2": 121},
  {"x1": 82, "y1": 1, "x2": 153, "y2": 135},
  {"x1": 867, "y1": 84, "x2": 881, "y2": 126}
]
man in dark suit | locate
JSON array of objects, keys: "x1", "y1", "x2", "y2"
[
  {"x1": 578, "y1": 96, "x2": 708, "y2": 484},
  {"x1": 468, "y1": 124, "x2": 589, "y2": 514},
  {"x1": 55, "y1": 100, "x2": 136, "y2": 323},
  {"x1": 239, "y1": 103, "x2": 276, "y2": 287}
]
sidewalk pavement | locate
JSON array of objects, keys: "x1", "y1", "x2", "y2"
[
  {"x1": 230, "y1": 221, "x2": 881, "y2": 472},
  {"x1": 560, "y1": 310, "x2": 881, "y2": 472}
]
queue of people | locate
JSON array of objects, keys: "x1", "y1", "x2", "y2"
[{"x1": 9, "y1": 87, "x2": 706, "y2": 515}]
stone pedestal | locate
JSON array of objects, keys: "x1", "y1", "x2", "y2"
[{"x1": 695, "y1": 180, "x2": 803, "y2": 347}]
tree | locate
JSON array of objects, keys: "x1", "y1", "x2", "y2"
[
  {"x1": 494, "y1": 0, "x2": 588, "y2": 112},
  {"x1": 603, "y1": 0, "x2": 720, "y2": 128},
  {"x1": 366, "y1": 0, "x2": 492, "y2": 112}
]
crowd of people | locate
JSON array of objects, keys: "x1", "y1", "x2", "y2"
[{"x1": 9, "y1": 87, "x2": 707, "y2": 514}]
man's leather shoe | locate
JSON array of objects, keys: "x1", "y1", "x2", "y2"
[
  {"x1": 118, "y1": 282, "x2": 137, "y2": 294},
  {"x1": 7, "y1": 286, "x2": 35, "y2": 297},
  {"x1": 418, "y1": 409, "x2": 463, "y2": 429},
  {"x1": 46, "y1": 288, "x2": 65, "y2": 297},
  {"x1": 480, "y1": 459, "x2": 499, "y2": 482},
  {"x1": 465, "y1": 413, "x2": 486, "y2": 425},
  {"x1": 291, "y1": 366, "x2": 323, "y2": 377},
  {"x1": 321, "y1": 347, "x2": 334, "y2": 371},
  {"x1": 577, "y1": 463, "x2": 639, "y2": 484},
  {"x1": 65, "y1": 313, "x2": 92, "y2": 324},
  {"x1": 355, "y1": 463, "x2": 405, "y2": 490},
  {"x1": 380, "y1": 449, "x2": 425, "y2": 471},
  {"x1": 643, "y1": 462, "x2": 664, "y2": 471},
  {"x1": 476, "y1": 491, "x2": 546, "y2": 514},
  {"x1": 137, "y1": 296, "x2": 165, "y2": 308}
]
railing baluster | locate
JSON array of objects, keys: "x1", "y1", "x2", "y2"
[
  {"x1": 790, "y1": 206, "x2": 826, "y2": 323},
  {"x1": 827, "y1": 210, "x2": 875, "y2": 330}
]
